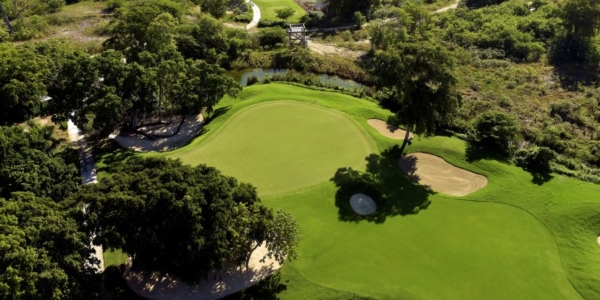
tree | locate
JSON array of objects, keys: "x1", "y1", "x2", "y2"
[
  {"x1": 373, "y1": 40, "x2": 461, "y2": 150},
  {"x1": 353, "y1": 11, "x2": 366, "y2": 28},
  {"x1": 168, "y1": 59, "x2": 240, "y2": 119},
  {"x1": 553, "y1": 0, "x2": 600, "y2": 61},
  {"x1": 0, "y1": 43, "x2": 49, "y2": 124},
  {"x1": 275, "y1": 7, "x2": 295, "y2": 22},
  {"x1": 78, "y1": 157, "x2": 300, "y2": 283},
  {"x1": 199, "y1": 0, "x2": 227, "y2": 18},
  {"x1": 326, "y1": 0, "x2": 374, "y2": 20},
  {"x1": 0, "y1": 125, "x2": 80, "y2": 200},
  {"x1": 464, "y1": 0, "x2": 508, "y2": 9},
  {"x1": 0, "y1": 2, "x2": 14, "y2": 34},
  {"x1": 103, "y1": 0, "x2": 182, "y2": 62},
  {"x1": 0, "y1": 192, "x2": 101, "y2": 300},
  {"x1": 469, "y1": 111, "x2": 520, "y2": 155}
]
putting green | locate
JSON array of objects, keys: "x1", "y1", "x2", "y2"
[{"x1": 172, "y1": 101, "x2": 375, "y2": 195}]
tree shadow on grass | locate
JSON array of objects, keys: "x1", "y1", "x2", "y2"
[
  {"x1": 465, "y1": 143, "x2": 511, "y2": 164},
  {"x1": 530, "y1": 170, "x2": 554, "y2": 185},
  {"x1": 93, "y1": 139, "x2": 136, "y2": 176},
  {"x1": 104, "y1": 265, "x2": 148, "y2": 300},
  {"x1": 331, "y1": 145, "x2": 434, "y2": 224},
  {"x1": 222, "y1": 271, "x2": 287, "y2": 300},
  {"x1": 204, "y1": 105, "x2": 232, "y2": 126}
]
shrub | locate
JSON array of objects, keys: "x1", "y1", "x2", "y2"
[
  {"x1": 258, "y1": 27, "x2": 287, "y2": 49},
  {"x1": 515, "y1": 146, "x2": 557, "y2": 172},
  {"x1": 469, "y1": 110, "x2": 520, "y2": 155}
]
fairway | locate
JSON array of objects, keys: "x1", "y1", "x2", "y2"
[
  {"x1": 253, "y1": 0, "x2": 305, "y2": 22},
  {"x1": 171, "y1": 101, "x2": 375, "y2": 195},
  {"x1": 268, "y1": 185, "x2": 579, "y2": 300}
]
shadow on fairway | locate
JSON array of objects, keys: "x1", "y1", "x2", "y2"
[
  {"x1": 465, "y1": 143, "x2": 511, "y2": 164},
  {"x1": 331, "y1": 145, "x2": 434, "y2": 224},
  {"x1": 205, "y1": 105, "x2": 232, "y2": 125},
  {"x1": 222, "y1": 271, "x2": 287, "y2": 300}
]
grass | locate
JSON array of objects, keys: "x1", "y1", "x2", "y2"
[
  {"x1": 104, "y1": 249, "x2": 128, "y2": 267},
  {"x1": 163, "y1": 101, "x2": 375, "y2": 195},
  {"x1": 98, "y1": 83, "x2": 600, "y2": 299},
  {"x1": 252, "y1": 0, "x2": 305, "y2": 22}
]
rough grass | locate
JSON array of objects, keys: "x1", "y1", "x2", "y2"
[
  {"x1": 98, "y1": 83, "x2": 600, "y2": 299},
  {"x1": 252, "y1": 0, "x2": 305, "y2": 22}
]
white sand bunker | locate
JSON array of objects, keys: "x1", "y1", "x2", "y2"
[
  {"x1": 110, "y1": 114, "x2": 204, "y2": 152},
  {"x1": 398, "y1": 153, "x2": 488, "y2": 197},
  {"x1": 125, "y1": 243, "x2": 281, "y2": 300},
  {"x1": 350, "y1": 193, "x2": 377, "y2": 215},
  {"x1": 367, "y1": 119, "x2": 414, "y2": 140},
  {"x1": 597, "y1": 235, "x2": 600, "y2": 246}
]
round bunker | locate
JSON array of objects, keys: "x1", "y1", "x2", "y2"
[
  {"x1": 350, "y1": 193, "x2": 377, "y2": 215},
  {"x1": 367, "y1": 119, "x2": 414, "y2": 140},
  {"x1": 398, "y1": 152, "x2": 488, "y2": 196}
]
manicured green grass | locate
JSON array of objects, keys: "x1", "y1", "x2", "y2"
[
  {"x1": 252, "y1": 0, "x2": 305, "y2": 22},
  {"x1": 104, "y1": 249, "x2": 128, "y2": 267},
  {"x1": 165, "y1": 101, "x2": 375, "y2": 195},
  {"x1": 99, "y1": 83, "x2": 600, "y2": 299}
]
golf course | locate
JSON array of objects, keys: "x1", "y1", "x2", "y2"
[{"x1": 97, "y1": 83, "x2": 600, "y2": 299}]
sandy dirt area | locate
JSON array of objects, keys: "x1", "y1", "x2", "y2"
[
  {"x1": 398, "y1": 152, "x2": 488, "y2": 196},
  {"x1": 125, "y1": 243, "x2": 281, "y2": 300},
  {"x1": 110, "y1": 114, "x2": 204, "y2": 152},
  {"x1": 307, "y1": 40, "x2": 366, "y2": 59},
  {"x1": 367, "y1": 119, "x2": 414, "y2": 140},
  {"x1": 350, "y1": 193, "x2": 377, "y2": 215}
]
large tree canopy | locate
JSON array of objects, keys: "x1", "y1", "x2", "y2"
[
  {"x1": 77, "y1": 157, "x2": 299, "y2": 282},
  {"x1": 373, "y1": 39, "x2": 461, "y2": 148},
  {"x1": 0, "y1": 125, "x2": 80, "y2": 200},
  {"x1": 0, "y1": 192, "x2": 100, "y2": 300},
  {"x1": 0, "y1": 43, "x2": 49, "y2": 124}
]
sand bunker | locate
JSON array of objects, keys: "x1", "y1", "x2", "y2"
[
  {"x1": 398, "y1": 153, "x2": 488, "y2": 196},
  {"x1": 350, "y1": 193, "x2": 377, "y2": 215},
  {"x1": 367, "y1": 119, "x2": 414, "y2": 140},
  {"x1": 110, "y1": 114, "x2": 204, "y2": 152},
  {"x1": 597, "y1": 235, "x2": 600, "y2": 246},
  {"x1": 125, "y1": 243, "x2": 281, "y2": 300}
]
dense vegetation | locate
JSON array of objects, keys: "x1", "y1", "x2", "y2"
[
  {"x1": 0, "y1": 125, "x2": 101, "y2": 300},
  {"x1": 78, "y1": 156, "x2": 299, "y2": 282}
]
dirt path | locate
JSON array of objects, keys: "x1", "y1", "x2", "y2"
[
  {"x1": 245, "y1": 0, "x2": 261, "y2": 30},
  {"x1": 307, "y1": 39, "x2": 366, "y2": 58},
  {"x1": 67, "y1": 120, "x2": 104, "y2": 272},
  {"x1": 434, "y1": 0, "x2": 459, "y2": 13}
]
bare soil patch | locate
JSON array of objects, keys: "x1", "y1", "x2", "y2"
[
  {"x1": 110, "y1": 114, "x2": 204, "y2": 152},
  {"x1": 307, "y1": 39, "x2": 366, "y2": 59},
  {"x1": 398, "y1": 152, "x2": 488, "y2": 196},
  {"x1": 350, "y1": 193, "x2": 377, "y2": 215},
  {"x1": 367, "y1": 119, "x2": 413, "y2": 140},
  {"x1": 125, "y1": 243, "x2": 281, "y2": 300}
]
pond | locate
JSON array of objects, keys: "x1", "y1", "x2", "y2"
[{"x1": 228, "y1": 68, "x2": 364, "y2": 89}]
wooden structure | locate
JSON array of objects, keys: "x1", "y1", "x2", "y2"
[{"x1": 286, "y1": 24, "x2": 307, "y2": 47}]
